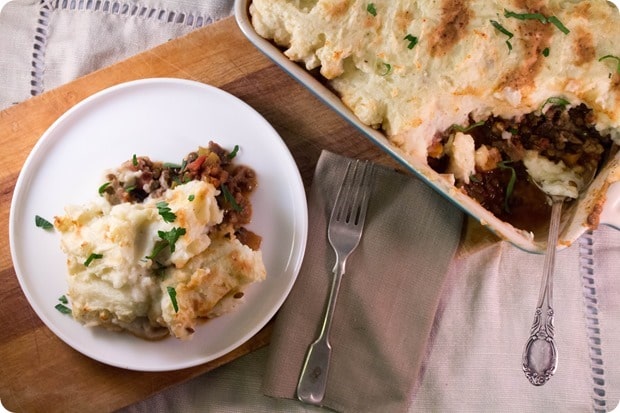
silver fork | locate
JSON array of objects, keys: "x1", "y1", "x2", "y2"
[{"x1": 296, "y1": 159, "x2": 375, "y2": 406}]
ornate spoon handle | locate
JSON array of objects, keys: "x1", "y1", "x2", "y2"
[
  {"x1": 522, "y1": 197, "x2": 562, "y2": 386},
  {"x1": 522, "y1": 305, "x2": 557, "y2": 385}
]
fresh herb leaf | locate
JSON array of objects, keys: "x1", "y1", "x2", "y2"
[
  {"x1": 161, "y1": 227, "x2": 186, "y2": 254},
  {"x1": 124, "y1": 185, "x2": 136, "y2": 193},
  {"x1": 504, "y1": 9, "x2": 569, "y2": 34},
  {"x1": 221, "y1": 184, "x2": 242, "y2": 212},
  {"x1": 381, "y1": 62, "x2": 392, "y2": 76},
  {"x1": 55, "y1": 295, "x2": 72, "y2": 314},
  {"x1": 147, "y1": 241, "x2": 169, "y2": 261},
  {"x1": 542, "y1": 47, "x2": 550, "y2": 57},
  {"x1": 227, "y1": 145, "x2": 240, "y2": 159},
  {"x1": 547, "y1": 15, "x2": 570, "y2": 34},
  {"x1": 84, "y1": 253, "x2": 103, "y2": 267},
  {"x1": 599, "y1": 55, "x2": 620, "y2": 73},
  {"x1": 98, "y1": 182, "x2": 111, "y2": 196},
  {"x1": 55, "y1": 303, "x2": 72, "y2": 315},
  {"x1": 163, "y1": 162, "x2": 183, "y2": 169},
  {"x1": 146, "y1": 227, "x2": 187, "y2": 260},
  {"x1": 188, "y1": 194, "x2": 195, "y2": 202},
  {"x1": 404, "y1": 34, "x2": 419, "y2": 50},
  {"x1": 490, "y1": 19, "x2": 514, "y2": 53},
  {"x1": 170, "y1": 174, "x2": 190, "y2": 188},
  {"x1": 35, "y1": 215, "x2": 54, "y2": 230},
  {"x1": 540, "y1": 96, "x2": 570, "y2": 112},
  {"x1": 366, "y1": 3, "x2": 377, "y2": 16},
  {"x1": 504, "y1": 9, "x2": 546, "y2": 23},
  {"x1": 156, "y1": 201, "x2": 176, "y2": 223},
  {"x1": 451, "y1": 120, "x2": 485, "y2": 133},
  {"x1": 497, "y1": 161, "x2": 517, "y2": 213},
  {"x1": 167, "y1": 286, "x2": 179, "y2": 313},
  {"x1": 132, "y1": 154, "x2": 138, "y2": 167}
]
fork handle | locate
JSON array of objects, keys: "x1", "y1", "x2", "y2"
[
  {"x1": 296, "y1": 265, "x2": 345, "y2": 405},
  {"x1": 296, "y1": 335, "x2": 332, "y2": 405}
]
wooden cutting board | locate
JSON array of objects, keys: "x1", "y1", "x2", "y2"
[{"x1": 0, "y1": 16, "x2": 403, "y2": 413}]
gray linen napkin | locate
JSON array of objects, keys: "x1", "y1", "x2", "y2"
[{"x1": 262, "y1": 150, "x2": 464, "y2": 413}]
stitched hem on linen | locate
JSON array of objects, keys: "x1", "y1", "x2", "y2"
[
  {"x1": 30, "y1": 0, "x2": 215, "y2": 96},
  {"x1": 579, "y1": 230, "x2": 608, "y2": 412}
]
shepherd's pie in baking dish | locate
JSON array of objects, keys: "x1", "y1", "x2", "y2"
[{"x1": 250, "y1": 0, "x2": 620, "y2": 234}]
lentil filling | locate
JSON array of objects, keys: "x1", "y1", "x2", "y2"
[
  {"x1": 100, "y1": 141, "x2": 261, "y2": 250},
  {"x1": 427, "y1": 104, "x2": 613, "y2": 233}
]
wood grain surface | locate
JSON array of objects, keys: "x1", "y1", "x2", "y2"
[{"x1": 0, "y1": 16, "x2": 402, "y2": 413}]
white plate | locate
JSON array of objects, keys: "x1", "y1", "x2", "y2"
[{"x1": 8, "y1": 78, "x2": 308, "y2": 371}]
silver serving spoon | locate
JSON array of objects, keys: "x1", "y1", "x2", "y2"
[{"x1": 522, "y1": 164, "x2": 596, "y2": 386}]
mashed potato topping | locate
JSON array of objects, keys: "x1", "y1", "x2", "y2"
[
  {"x1": 251, "y1": 0, "x2": 620, "y2": 151},
  {"x1": 250, "y1": 0, "x2": 618, "y2": 232},
  {"x1": 54, "y1": 144, "x2": 266, "y2": 340}
]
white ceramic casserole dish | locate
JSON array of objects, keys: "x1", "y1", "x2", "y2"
[{"x1": 234, "y1": 0, "x2": 620, "y2": 253}]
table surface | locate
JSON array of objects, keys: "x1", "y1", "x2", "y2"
[{"x1": 0, "y1": 16, "x2": 408, "y2": 412}]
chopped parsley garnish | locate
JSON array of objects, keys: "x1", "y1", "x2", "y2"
[
  {"x1": 124, "y1": 185, "x2": 136, "y2": 193},
  {"x1": 546, "y1": 16, "x2": 570, "y2": 35},
  {"x1": 404, "y1": 34, "x2": 419, "y2": 50},
  {"x1": 221, "y1": 184, "x2": 242, "y2": 212},
  {"x1": 98, "y1": 182, "x2": 111, "y2": 196},
  {"x1": 55, "y1": 295, "x2": 71, "y2": 314},
  {"x1": 542, "y1": 47, "x2": 550, "y2": 57},
  {"x1": 497, "y1": 161, "x2": 517, "y2": 213},
  {"x1": 504, "y1": 10, "x2": 547, "y2": 23},
  {"x1": 540, "y1": 96, "x2": 570, "y2": 112},
  {"x1": 148, "y1": 242, "x2": 167, "y2": 261},
  {"x1": 146, "y1": 227, "x2": 186, "y2": 260},
  {"x1": 366, "y1": 3, "x2": 377, "y2": 16},
  {"x1": 381, "y1": 62, "x2": 392, "y2": 76},
  {"x1": 132, "y1": 154, "x2": 138, "y2": 167},
  {"x1": 167, "y1": 286, "x2": 179, "y2": 313},
  {"x1": 188, "y1": 194, "x2": 195, "y2": 202},
  {"x1": 227, "y1": 145, "x2": 240, "y2": 159},
  {"x1": 84, "y1": 253, "x2": 103, "y2": 267},
  {"x1": 172, "y1": 175, "x2": 191, "y2": 186},
  {"x1": 451, "y1": 120, "x2": 485, "y2": 133},
  {"x1": 490, "y1": 20, "x2": 513, "y2": 52},
  {"x1": 156, "y1": 201, "x2": 176, "y2": 223},
  {"x1": 163, "y1": 162, "x2": 183, "y2": 169},
  {"x1": 503, "y1": 9, "x2": 569, "y2": 34},
  {"x1": 599, "y1": 55, "x2": 620, "y2": 73},
  {"x1": 55, "y1": 303, "x2": 72, "y2": 315},
  {"x1": 35, "y1": 215, "x2": 54, "y2": 230}
]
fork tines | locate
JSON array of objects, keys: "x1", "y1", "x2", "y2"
[{"x1": 331, "y1": 160, "x2": 374, "y2": 227}]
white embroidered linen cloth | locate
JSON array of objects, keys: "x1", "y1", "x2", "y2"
[{"x1": 1, "y1": 1, "x2": 619, "y2": 412}]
